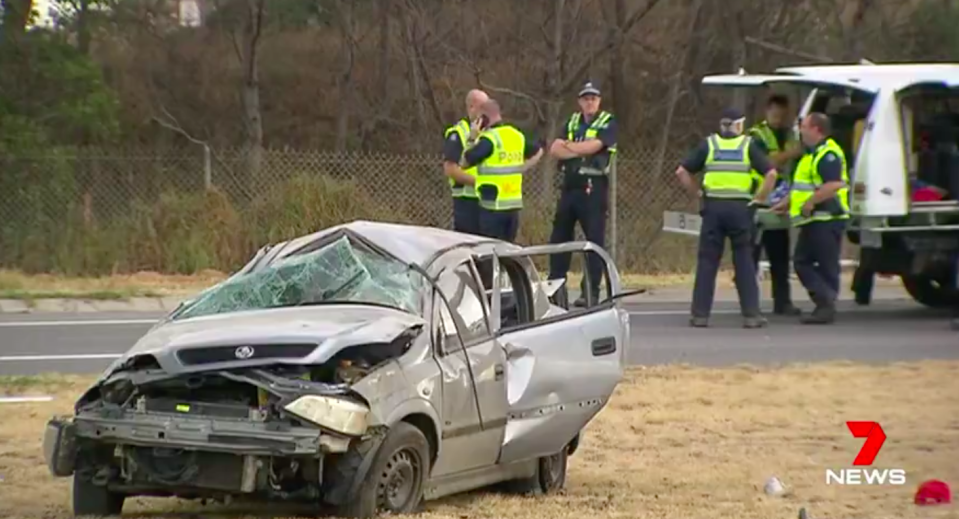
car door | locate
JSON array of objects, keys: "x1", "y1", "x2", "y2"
[
  {"x1": 429, "y1": 257, "x2": 508, "y2": 477},
  {"x1": 485, "y1": 243, "x2": 628, "y2": 465}
]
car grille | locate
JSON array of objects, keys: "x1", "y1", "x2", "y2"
[{"x1": 176, "y1": 343, "x2": 317, "y2": 365}]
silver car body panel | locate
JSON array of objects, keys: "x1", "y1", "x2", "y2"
[{"x1": 55, "y1": 221, "x2": 628, "y2": 504}]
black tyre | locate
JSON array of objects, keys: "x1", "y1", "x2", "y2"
[
  {"x1": 72, "y1": 474, "x2": 125, "y2": 517},
  {"x1": 503, "y1": 447, "x2": 568, "y2": 496},
  {"x1": 902, "y1": 274, "x2": 959, "y2": 308},
  {"x1": 336, "y1": 422, "x2": 430, "y2": 518}
]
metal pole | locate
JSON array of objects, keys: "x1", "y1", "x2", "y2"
[
  {"x1": 609, "y1": 154, "x2": 618, "y2": 266},
  {"x1": 203, "y1": 144, "x2": 212, "y2": 191}
]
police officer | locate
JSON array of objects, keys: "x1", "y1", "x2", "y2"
[
  {"x1": 546, "y1": 81, "x2": 618, "y2": 307},
  {"x1": 676, "y1": 107, "x2": 779, "y2": 328},
  {"x1": 453, "y1": 99, "x2": 543, "y2": 242},
  {"x1": 747, "y1": 94, "x2": 804, "y2": 316},
  {"x1": 442, "y1": 89, "x2": 489, "y2": 234},
  {"x1": 772, "y1": 112, "x2": 849, "y2": 324}
]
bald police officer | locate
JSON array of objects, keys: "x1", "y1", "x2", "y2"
[
  {"x1": 449, "y1": 99, "x2": 543, "y2": 242},
  {"x1": 773, "y1": 112, "x2": 850, "y2": 324},
  {"x1": 547, "y1": 81, "x2": 618, "y2": 307},
  {"x1": 676, "y1": 107, "x2": 779, "y2": 328},
  {"x1": 442, "y1": 89, "x2": 489, "y2": 234}
]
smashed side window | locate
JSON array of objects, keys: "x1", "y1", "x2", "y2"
[{"x1": 172, "y1": 235, "x2": 423, "y2": 320}]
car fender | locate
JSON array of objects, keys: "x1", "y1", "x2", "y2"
[{"x1": 325, "y1": 397, "x2": 441, "y2": 506}]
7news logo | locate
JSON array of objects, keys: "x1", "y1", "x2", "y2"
[{"x1": 826, "y1": 421, "x2": 906, "y2": 485}]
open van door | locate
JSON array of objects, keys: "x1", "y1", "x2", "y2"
[{"x1": 663, "y1": 71, "x2": 879, "y2": 237}]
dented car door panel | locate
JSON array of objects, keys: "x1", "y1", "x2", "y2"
[
  {"x1": 430, "y1": 261, "x2": 508, "y2": 477},
  {"x1": 496, "y1": 307, "x2": 625, "y2": 465}
]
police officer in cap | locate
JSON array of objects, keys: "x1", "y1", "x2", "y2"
[
  {"x1": 547, "y1": 81, "x2": 618, "y2": 307},
  {"x1": 676, "y1": 107, "x2": 779, "y2": 328}
]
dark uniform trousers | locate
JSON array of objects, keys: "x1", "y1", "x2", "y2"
[
  {"x1": 478, "y1": 208, "x2": 520, "y2": 242},
  {"x1": 793, "y1": 220, "x2": 846, "y2": 305},
  {"x1": 692, "y1": 198, "x2": 761, "y2": 317},
  {"x1": 452, "y1": 197, "x2": 480, "y2": 235},
  {"x1": 751, "y1": 227, "x2": 793, "y2": 310},
  {"x1": 548, "y1": 182, "x2": 608, "y2": 296}
]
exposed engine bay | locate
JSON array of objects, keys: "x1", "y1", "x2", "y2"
[{"x1": 51, "y1": 332, "x2": 417, "y2": 505}]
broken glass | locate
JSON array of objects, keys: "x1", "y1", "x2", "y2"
[{"x1": 172, "y1": 235, "x2": 423, "y2": 320}]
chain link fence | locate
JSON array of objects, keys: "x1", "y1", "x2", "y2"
[{"x1": 0, "y1": 145, "x2": 701, "y2": 276}]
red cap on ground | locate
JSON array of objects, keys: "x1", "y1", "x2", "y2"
[{"x1": 915, "y1": 479, "x2": 951, "y2": 505}]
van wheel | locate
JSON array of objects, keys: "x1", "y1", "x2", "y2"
[
  {"x1": 504, "y1": 448, "x2": 568, "y2": 496},
  {"x1": 902, "y1": 274, "x2": 959, "y2": 308},
  {"x1": 335, "y1": 422, "x2": 430, "y2": 518},
  {"x1": 72, "y1": 474, "x2": 125, "y2": 517}
]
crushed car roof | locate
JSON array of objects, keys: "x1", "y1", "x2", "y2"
[{"x1": 275, "y1": 220, "x2": 512, "y2": 267}]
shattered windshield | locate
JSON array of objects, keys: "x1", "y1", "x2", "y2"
[{"x1": 172, "y1": 235, "x2": 423, "y2": 320}]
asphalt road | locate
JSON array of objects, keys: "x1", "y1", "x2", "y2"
[{"x1": 1, "y1": 300, "x2": 956, "y2": 376}]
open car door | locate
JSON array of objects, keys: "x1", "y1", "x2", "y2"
[{"x1": 478, "y1": 241, "x2": 629, "y2": 465}]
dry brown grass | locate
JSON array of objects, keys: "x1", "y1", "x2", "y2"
[{"x1": 2, "y1": 362, "x2": 958, "y2": 519}]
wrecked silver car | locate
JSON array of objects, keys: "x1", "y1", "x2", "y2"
[{"x1": 43, "y1": 220, "x2": 632, "y2": 518}]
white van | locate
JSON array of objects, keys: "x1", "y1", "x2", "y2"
[{"x1": 663, "y1": 63, "x2": 959, "y2": 308}]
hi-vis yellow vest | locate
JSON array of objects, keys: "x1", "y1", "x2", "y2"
[
  {"x1": 444, "y1": 119, "x2": 478, "y2": 198},
  {"x1": 566, "y1": 111, "x2": 617, "y2": 175},
  {"x1": 475, "y1": 124, "x2": 526, "y2": 211},
  {"x1": 702, "y1": 134, "x2": 754, "y2": 200},
  {"x1": 748, "y1": 120, "x2": 797, "y2": 186},
  {"x1": 789, "y1": 138, "x2": 850, "y2": 226}
]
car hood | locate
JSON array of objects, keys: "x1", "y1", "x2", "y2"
[{"x1": 99, "y1": 305, "x2": 426, "y2": 380}]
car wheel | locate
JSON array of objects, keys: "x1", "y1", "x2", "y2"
[
  {"x1": 336, "y1": 422, "x2": 430, "y2": 518},
  {"x1": 72, "y1": 474, "x2": 125, "y2": 517},
  {"x1": 503, "y1": 447, "x2": 568, "y2": 496},
  {"x1": 902, "y1": 273, "x2": 959, "y2": 308}
]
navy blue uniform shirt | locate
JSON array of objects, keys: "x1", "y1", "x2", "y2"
[
  {"x1": 462, "y1": 122, "x2": 542, "y2": 167},
  {"x1": 560, "y1": 112, "x2": 618, "y2": 190},
  {"x1": 681, "y1": 132, "x2": 774, "y2": 175}
]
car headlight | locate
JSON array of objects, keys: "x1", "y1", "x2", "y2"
[{"x1": 283, "y1": 395, "x2": 370, "y2": 436}]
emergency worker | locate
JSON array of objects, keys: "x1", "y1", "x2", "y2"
[
  {"x1": 451, "y1": 99, "x2": 543, "y2": 242},
  {"x1": 676, "y1": 107, "x2": 779, "y2": 328},
  {"x1": 546, "y1": 81, "x2": 618, "y2": 307},
  {"x1": 747, "y1": 94, "x2": 804, "y2": 315},
  {"x1": 442, "y1": 89, "x2": 489, "y2": 234},
  {"x1": 772, "y1": 112, "x2": 849, "y2": 324}
]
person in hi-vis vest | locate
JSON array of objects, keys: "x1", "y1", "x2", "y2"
[{"x1": 442, "y1": 89, "x2": 489, "y2": 234}]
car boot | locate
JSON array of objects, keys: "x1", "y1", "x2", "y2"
[
  {"x1": 774, "y1": 302, "x2": 802, "y2": 316},
  {"x1": 689, "y1": 316, "x2": 709, "y2": 328},
  {"x1": 800, "y1": 302, "x2": 836, "y2": 324},
  {"x1": 743, "y1": 314, "x2": 768, "y2": 328}
]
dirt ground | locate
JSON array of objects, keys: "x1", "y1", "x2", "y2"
[{"x1": 2, "y1": 362, "x2": 957, "y2": 519}]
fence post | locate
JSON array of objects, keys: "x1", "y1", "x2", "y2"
[
  {"x1": 609, "y1": 154, "x2": 618, "y2": 266},
  {"x1": 203, "y1": 144, "x2": 212, "y2": 191}
]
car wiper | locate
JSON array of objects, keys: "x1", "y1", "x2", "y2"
[{"x1": 280, "y1": 300, "x2": 410, "y2": 313}]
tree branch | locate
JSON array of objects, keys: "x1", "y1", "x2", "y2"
[
  {"x1": 558, "y1": 0, "x2": 663, "y2": 95},
  {"x1": 744, "y1": 36, "x2": 835, "y2": 63}
]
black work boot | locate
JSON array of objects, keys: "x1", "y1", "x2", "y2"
[
  {"x1": 743, "y1": 314, "x2": 769, "y2": 328},
  {"x1": 573, "y1": 296, "x2": 587, "y2": 308},
  {"x1": 800, "y1": 302, "x2": 836, "y2": 324},
  {"x1": 774, "y1": 303, "x2": 802, "y2": 316},
  {"x1": 689, "y1": 316, "x2": 709, "y2": 328}
]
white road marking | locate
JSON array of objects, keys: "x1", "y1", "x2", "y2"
[
  {"x1": 0, "y1": 354, "x2": 122, "y2": 362},
  {"x1": 0, "y1": 395, "x2": 54, "y2": 403},
  {"x1": 0, "y1": 319, "x2": 158, "y2": 327}
]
